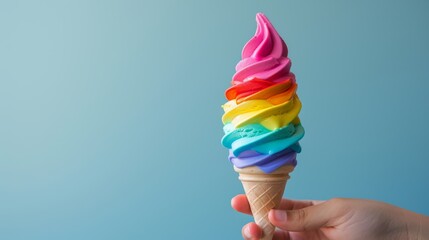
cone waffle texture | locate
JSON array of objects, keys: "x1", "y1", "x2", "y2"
[{"x1": 234, "y1": 165, "x2": 294, "y2": 240}]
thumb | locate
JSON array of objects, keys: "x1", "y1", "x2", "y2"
[{"x1": 268, "y1": 200, "x2": 339, "y2": 231}]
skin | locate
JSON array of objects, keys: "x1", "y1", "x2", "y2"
[{"x1": 231, "y1": 194, "x2": 429, "y2": 240}]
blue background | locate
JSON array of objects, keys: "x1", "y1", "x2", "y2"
[{"x1": 1, "y1": 0, "x2": 428, "y2": 239}]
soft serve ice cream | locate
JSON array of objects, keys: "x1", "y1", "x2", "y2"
[{"x1": 221, "y1": 13, "x2": 304, "y2": 173}]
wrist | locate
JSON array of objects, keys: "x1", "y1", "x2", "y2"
[
  {"x1": 399, "y1": 209, "x2": 429, "y2": 240},
  {"x1": 414, "y1": 213, "x2": 429, "y2": 240}
]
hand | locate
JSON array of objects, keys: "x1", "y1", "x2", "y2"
[{"x1": 231, "y1": 194, "x2": 429, "y2": 240}]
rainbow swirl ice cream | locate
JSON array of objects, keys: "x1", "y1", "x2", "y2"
[{"x1": 221, "y1": 13, "x2": 304, "y2": 173}]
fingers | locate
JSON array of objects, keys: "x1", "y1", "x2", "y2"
[
  {"x1": 278, "y1": 198, "x2": 324, "y2": 211},
  {"x1": 231, "y1": 194, "x2": 252, "y2": 215},
  {"x1": 241, "y1": 222, "x2": 292, "y2": 240},
  {"x1": 273, "y1": 230, "x2": 290, "y2": 240},
  {"x1": 232, "y1": 194, "x2": 324, "y2": 216},
  {"x1": 242, "y1": 222, "x2": 262, "y2": 240},
  {"x1": 232, "y1": 195, "x2": 331, "y2": 238},
  {"x1": 269, "y1": 200, "x2": 338, "y2": 232}
]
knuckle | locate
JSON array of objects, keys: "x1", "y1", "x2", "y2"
[
  {"x1": 327, "y1": 198, "x2": 350, "y2": 214},
  {"x1": 328, "y1": 197, "x2": 347, "y2": 206},
  {"x1": 297, "y1": 209, "x2": 307, "y2": 222},
  {"x1": 285, "y1": 208, "x2": 312, "y2": 231},
  {"x1": 297, "y1": 209, "x2": 309, "y2": 231},
  {"x1": 292, "y1": 209, "x2": 307, "y2": 224}
]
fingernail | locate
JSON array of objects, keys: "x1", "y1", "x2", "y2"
[
  {"x1": 272, "y1": 209, "x2": 286, "y2": 222},
  {"x1": 244, "y1": 225, "x2": 252, "y2": 238}
]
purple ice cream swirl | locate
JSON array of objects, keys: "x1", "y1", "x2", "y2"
[{"x1": 229, "y1": 148, "x2": 299, "y2": 173}]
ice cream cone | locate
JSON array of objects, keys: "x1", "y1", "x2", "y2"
[{"x1": 234, "y1": 165, "x2": 294, "y2": 240}]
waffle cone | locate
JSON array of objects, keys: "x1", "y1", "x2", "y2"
[{"x1": 234, "y1": 165, "x2": 294, "y2": 240}]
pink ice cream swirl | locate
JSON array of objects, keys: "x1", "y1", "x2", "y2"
[{"x1": 232, "y1": 13, "x2": 291, "y2": 85}]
